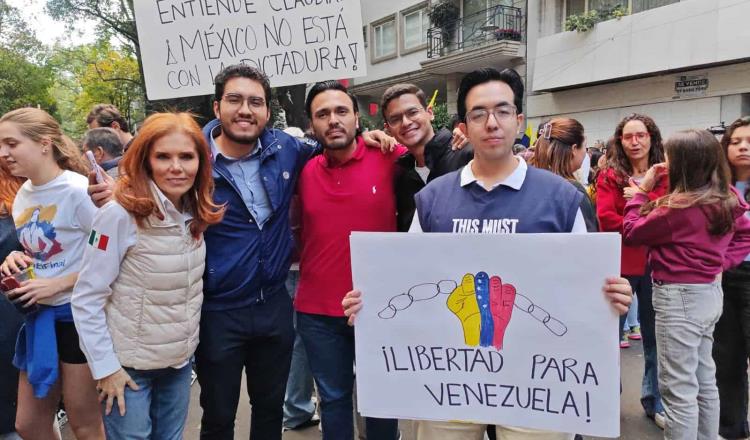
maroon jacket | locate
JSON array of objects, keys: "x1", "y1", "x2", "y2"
[{"x1": 622, "y1": 189, "x2": 750, "y2": 283}]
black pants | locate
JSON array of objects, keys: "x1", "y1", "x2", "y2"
[
  {"x1": 195, "y1": 292, "x2": 295, "y2": 440},
  {"x1": 714, "y1": 262, "x2": 750, "y2": 439}
]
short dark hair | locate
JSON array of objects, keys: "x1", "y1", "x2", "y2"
[
  {"x1": 87, "y1": 104, "x2": 129, "y2": 132},
  {"x1": 457, "y1": 68, "x2": 524, "y2": 121},
  {"x1": 82, "y1": 127, "x2": 123, "y2": 158},
  {"x1": 213, "y1": 64, "x2": 272, "y2": 108},
  {"x1": 381, "y1": 84, "x2": 428, "y2": 119},
  {"x1": 305, "y1": 81, "x2": 359, "y2": 118}
]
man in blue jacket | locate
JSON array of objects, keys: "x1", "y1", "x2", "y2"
[
  {"x1": 86, "y1": 64, "x2": 394, "y2": 439},
  {"x1": 198, "y1": 65, "x2": 393, "y2": 439}
]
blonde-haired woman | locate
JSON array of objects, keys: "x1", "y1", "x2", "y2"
[{"x1": 0, "y1": 108, "x2": 104, "y2": 440}]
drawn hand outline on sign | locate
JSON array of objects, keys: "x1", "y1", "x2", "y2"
[{"x1": 378, "y1": 272, "x2": 567, "y2": 350}]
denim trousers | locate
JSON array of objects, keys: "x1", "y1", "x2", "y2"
[
  {"x1": 102, "y1": 363, "x2": 192, "y2": 440},
  {"x1": 653, "y1": 281, "x2": 723, "y2": 440},
  {"x1": 195, "y1": 291, "x2": 294, "y2": 440},
  {"x1": 625, "y1": 273, "x2": 664, "y2": 416},
  {"x1": 714, "y1": 262, "x2": 750, "y2": 439},
  {"x1": 297, "y1": 312, "x2": 398, "y2": 440},
  {"x1": 283, "y1": 270, "x2": 317, "y2": 428}
]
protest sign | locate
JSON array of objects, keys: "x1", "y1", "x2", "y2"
[
  {"x1": 351, "y1": 232, "x2": 621, "y2": 438},
  {"x1": 133, "y1": 0, "x2": 367, "y2": 100}
]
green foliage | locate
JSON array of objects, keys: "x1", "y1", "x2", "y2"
[
  {"x1": 431, "y1": 103, "x2": 452, "y2": 132},
  {"x1": 0, "y1": 2, "x2": 55, "y2": 116},
  {"x1": 565, "y1": 4, "x2": 628, "y2": 32},
  {"x1": 0, "y1": 48, "x2": 56, "y2": 116},
  {"x1": 359, "y1": 113, "x2": 383, "y2": 132},
  {"x1": 49, "y1": 42, "x2": 144, "y2": 138}
]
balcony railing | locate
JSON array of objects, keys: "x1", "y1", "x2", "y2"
[{"x1": 427, "y1": 5, "x2": 524, "y2": 59}]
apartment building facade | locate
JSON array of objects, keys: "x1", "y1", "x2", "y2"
[
  {"x1": 526, "y1": 0, "x2": 750, "y2": 143},
  {"x1": 351, "y1": 0, "x2": 526, "y2": 126}
]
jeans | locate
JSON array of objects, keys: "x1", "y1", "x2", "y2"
[
  {"x1": 623, "y1": 292, "x2": 639, "y2": 330},
  {"x1": 297, "y1": 312, "x2": 398, "y2": 440},
  {"x1": 102, "y1": 363, "x2": 192, "y2": 440},
  {"x1": 654, "y1": 281, "x2": 723, "y2": 440},
  {"x1": 195, "y1": 291, "x2": 294, "y2": 440},
  {"x1": 626, "y1": 273, "x2": 664, "y2": 416},
  {"x1": 714, "y1": 262, "x2": 750, "y2": 439},
  {"x1": 283, "y1": 270, "x2": 316, "y2": 428}
]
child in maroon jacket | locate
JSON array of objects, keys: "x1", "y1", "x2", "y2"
[{"x1": 623, "y1": 129, "x2": 750, "y2": 440}]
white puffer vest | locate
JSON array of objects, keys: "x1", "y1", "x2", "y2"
[{"x1": 105, "y1": 196, "x2": 205, "y2": 370}]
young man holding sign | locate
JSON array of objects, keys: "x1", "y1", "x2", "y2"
[{"x1": 342, "y1": 68, "x2": 633, "y2": 439}]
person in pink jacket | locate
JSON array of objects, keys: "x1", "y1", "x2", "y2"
[{"x1": 623, "y1": 129, "x2": 750, "y2": 440}]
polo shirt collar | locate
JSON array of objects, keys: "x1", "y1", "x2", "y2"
[
  {"x1": 460, "y1": 156, "x2": 526, "y2": 191},
  {"x1": 321, "y1": 136, "x2": 365, "y2": 168}
]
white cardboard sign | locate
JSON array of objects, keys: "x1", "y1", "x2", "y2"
[
  {"x1": 351, "y1": 232, "x2": 621, "y2": 438},
  {"x1": 133, "y1": 0, "x2": 367, "y2": 100}
]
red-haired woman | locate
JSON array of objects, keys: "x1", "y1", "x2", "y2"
[
  {"x1": 596, "y1": 113, "x2": 668, "y2": 427},
  {"x1": 0, "y1": 159, "x2": 26, "y2": 439},
  {"x1": 72, "y1": 112, "x2": 225, "y2": 439}
]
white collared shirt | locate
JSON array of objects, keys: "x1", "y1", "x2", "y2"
[
  {"x1": 409, "y1": 158, "x2": 586, "y2": 233},
  {"x1": 72, "y1": 184, "x2": 193, "y2": 379}
]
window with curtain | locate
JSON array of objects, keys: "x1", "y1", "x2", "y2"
[
  {"x1": 403, "y1": 7, "x2": 429, "y2": 50},
  {"x1": 373, "y1": 18, "x2": 396, "y2": 59}
]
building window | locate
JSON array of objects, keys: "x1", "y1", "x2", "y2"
[
  {"x1": 372, "y1": 17, "x2": 397, "y2": 60},
  {"x1": 565, "y1": 0, "x2": 679, "y2": 19},
  {"x1": 402, "y1": 7, "x2": 429, "y2": 51}
]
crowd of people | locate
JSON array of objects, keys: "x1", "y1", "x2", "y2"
[{"x1": 0, "y1": 63, "x2": 748, "y2": 440}]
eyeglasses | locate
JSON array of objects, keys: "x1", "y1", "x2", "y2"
[
  {"x1": 385, "y1": 107, "x2": 424, "y2": 127},
  {"x1": 466, "y1": 105, "x2": 517, "y2": 125},
  {"x1": 621, "y1": 132, "x2": 650, "y2": 142},
  {"x1": 221, "y1": 93, "x2": 266, "y2": 110}
]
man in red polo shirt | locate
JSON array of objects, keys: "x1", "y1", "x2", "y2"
[{"x1": 294, "y1": 81, "x2": 406, "y2": 440}]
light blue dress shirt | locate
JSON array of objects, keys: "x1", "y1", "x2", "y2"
[{"x1": 210, "y1": 126, "x2": 272, "y2": 229}]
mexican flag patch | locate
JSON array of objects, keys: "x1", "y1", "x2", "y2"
[{"x1": 88, "y1": 230, "x2": 109, "y2": 251}]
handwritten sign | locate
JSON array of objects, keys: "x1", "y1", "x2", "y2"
[
  {"x1": 351, "y1": 232, "x2": 621, "y2": 438},
  {"x1": 133, "y1": 0, "x2": 367, "y2": 100}
]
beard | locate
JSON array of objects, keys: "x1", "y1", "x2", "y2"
[
  {"x1": 222, "y1": 124, "x2": 260, "y2": 145},
  {"x1": 322, "y1": 130, "x2": 357, "y2": 151}
]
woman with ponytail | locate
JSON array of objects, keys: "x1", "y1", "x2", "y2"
[
  {"x1": 531, "y1": 118, "x2": 598, "y2": 231},
  {"x1": 0, "y1": 107, "x2": 104, "y2": 440}
]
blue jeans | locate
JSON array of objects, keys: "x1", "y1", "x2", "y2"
[
  {"x1": 283, "y1": 270, "x2": 316, "y2": 428},
  {"x1": 297, "y1": 312, "x2": 398, "y2": 440},
  {"x1": 626, "y1": 273, "x2": 664, "y2": 416},
  {"x1": 103, "y1": 363, "x2": 192, "y2": 440},
  {"x1": 654, "y1": 281, "x2": 722, "y2": 440},
  {"x1": 623, "y1": 292, "x2": 639, "y2": 330}
]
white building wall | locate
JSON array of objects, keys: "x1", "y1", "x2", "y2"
[
  {"x1": 531, "y1": 0, "x2": 750, "y2": 91},
  {"x1": 353, "y1": 0, "x2": 429, "y2": 86}
]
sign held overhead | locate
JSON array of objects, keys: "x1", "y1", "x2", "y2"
[{"x1": 134, "y1": 0, "x2": 367, "y2": 100}]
